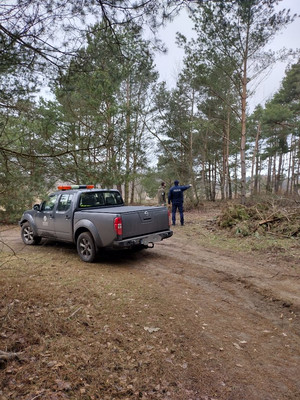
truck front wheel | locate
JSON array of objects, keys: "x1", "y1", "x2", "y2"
[
  {"x1": 77, "y1": 232, "x2": 96, "y2": 263},
  {"x1": 21, "y1": 222, "x2": 41, "y2": 245}
]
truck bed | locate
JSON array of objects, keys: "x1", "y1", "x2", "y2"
[{"x1": 76, "y1": 205, "x2": 169, "y2": 239}]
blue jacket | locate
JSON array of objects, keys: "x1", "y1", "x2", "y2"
[{"x1": 168, "y1": 184, "x2": 191, "y2": 205}]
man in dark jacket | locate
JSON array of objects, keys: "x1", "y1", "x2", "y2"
[{"x1": 168, "y1": 180, "x2": 192, "y2": 226}]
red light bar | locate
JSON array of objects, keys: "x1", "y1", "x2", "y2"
[{"x1": 57, "y1": 185, "x2": 94, "y2": 190}]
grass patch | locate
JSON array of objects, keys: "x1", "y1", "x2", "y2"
[{"x1": 182, "y1": 206, "x2": 300, "y2": 259}]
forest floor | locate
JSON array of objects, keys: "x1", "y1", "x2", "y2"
[{"x1": 0, "y1": 203, "x2": 300, "y2": 400}]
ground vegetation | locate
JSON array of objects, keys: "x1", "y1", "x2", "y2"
[{"x1": 0, "y1": 205, "x2": 299, "y2": 399}]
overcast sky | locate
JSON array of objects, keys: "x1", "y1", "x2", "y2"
[{"x1": 154, "y1": 0, "x2": 300, "y2": 111}]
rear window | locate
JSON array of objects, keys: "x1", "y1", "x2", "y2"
[{"x1": 79, "y1": 191, "x2": 123, "y2": 208}]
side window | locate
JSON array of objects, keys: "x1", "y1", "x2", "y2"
[
  {"x1": 57, "y1": 194, "x2": 73, "y2": 212},
  {"x1": 41, "y1": 194, "x2": 58, "y2": 211}
]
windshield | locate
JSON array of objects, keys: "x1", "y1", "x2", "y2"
[{"x1": 78, "y1": 191, "x2": 123, "y2": 208}]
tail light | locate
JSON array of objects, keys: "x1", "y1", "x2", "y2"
[
  {"x1": 114, "y1": 216, "x2": 123, "y2": 236},
  {"x1": 168, "y1": 210, "x2": 171, "y2": 227}
]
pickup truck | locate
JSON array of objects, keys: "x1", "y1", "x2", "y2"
[{"x1": 19, "y1": 185, "x2": 173, "y2": 262}]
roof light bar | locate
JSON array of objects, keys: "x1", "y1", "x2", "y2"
[{"x1": 57, "y1": 185, "x2": 94, "y2": 191}]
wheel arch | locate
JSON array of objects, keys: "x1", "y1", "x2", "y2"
[
  {"x1": 74, "y1": 220, "x2": 103, "y2": 249},
  {"x1": 20, "y1": 215, "x2": 38, "y2": 236}
]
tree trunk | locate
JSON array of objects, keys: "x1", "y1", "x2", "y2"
[
  {"x1": 105, "y1": 102, "x2": 116, "y2": 188},
  {"x1": 272, "y1": 154, "x2": 277, "y2": 193},
  {"x1": 291, "y1": 136, "x2": 296, "y2": 195},
  {"x1": 221, "y1": 125, "x2": 226, "y2": 200},
  {"x1": 276, "y1": 153, "x2": 283, "y2": 193},
  {"x1": 207, "y1": 162, "x2": 212, "y2": 201},
  {"x1": 226, "y1": 109, "x2": 231, "y2": 199},
  {"x1": 189, "y1": 87, "x2": 199, "y2": 204},
  {"x1": 240, "y1": 24, "x2": 250, "y2": 205},
  {"x1": 125, "y1": 78, "x2": 131, "y2": 204},
  {"x1": 254, "y1": 150, "x2": 260, "y2": 194},
  {"x1": 251, "y1": 122, "x2": 260, "y2": 195},
  {"x1": 212, "y1": 159, "x2": 217, "y2": 201},
  {"x1": 228, "y1": 169, "x2": 232, "y2": 200},
  {"x1": 286, "y1": 135, "x2": 293, "y2": 195},
  {"x1": 266, "y1": 156, "x2": 272, "y2": 193},
  {"x1": 234, "y1": 153, "x2": 238, "y2": 199},
  {"x1": 296, "y1": 137, "x2": 300, "y2": 194}
]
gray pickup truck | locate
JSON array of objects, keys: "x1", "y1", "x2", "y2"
[{"x1": 20, "y1": 185, "x2": 173, "y2": 262}]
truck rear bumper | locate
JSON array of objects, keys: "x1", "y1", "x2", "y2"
[{"x1": 113, "y1": 230, "x2": 173, "y2": 248}]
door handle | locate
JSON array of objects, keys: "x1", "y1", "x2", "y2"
[{"x1": 65, "y1": 215, "x2": 70, "y2": 220}]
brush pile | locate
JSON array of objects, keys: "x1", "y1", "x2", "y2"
[{"x1": 217, "y1": 197, "x2": 300, "y2": 238}]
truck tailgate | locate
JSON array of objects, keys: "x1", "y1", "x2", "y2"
[{"x1": 120, "y1": 206, "x2": 169, "y2": 239}]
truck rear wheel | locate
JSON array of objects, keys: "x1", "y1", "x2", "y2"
[
  {"x1": 21, "y1": 222, "x2": 41, "y2": 245},
  {"x1": 77, "y1": 232, "x2": 96, "y2": 263}
]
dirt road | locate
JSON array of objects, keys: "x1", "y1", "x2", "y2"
[{"x1": 1, "y1": 212, "x2": 299, "y2": 400}]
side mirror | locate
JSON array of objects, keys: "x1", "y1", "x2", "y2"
[{"x1": 33, "y1": 204, "x2": 41, "y2": 211}]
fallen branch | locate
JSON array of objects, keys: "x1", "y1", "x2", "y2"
[
  {"x1": 266, "y1": 231, "x2": 294, "y2": 239},
  {"x1": 0, "y1": 350, "x2": 23, "y2": 361},
  {"x1": 0, "y1": 239, "x2": 17, "y2": 256},
  {"x1": 66, "y1": 306, "x2": 82, "y2": 320},
  {"x1": 258, "y1": 217, "x2": 281, "y2": 225}
]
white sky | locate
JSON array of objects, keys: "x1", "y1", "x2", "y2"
[{"x1": 154, "y1": 0, "x2": 300, "y2": 112}]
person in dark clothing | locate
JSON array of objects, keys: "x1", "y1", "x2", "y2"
[{"x1": 168, "y1": 180, "x2": 192, "y2": 226}]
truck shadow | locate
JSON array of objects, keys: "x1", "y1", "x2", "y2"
[
  {"x1": 98, "y1": 248, "x2": 156, "y2": 266},
  {"x1": 40, "y1": 239, "x2": 155, "y2": 267}
]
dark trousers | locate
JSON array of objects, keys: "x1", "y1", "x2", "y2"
[{"x1": 172, "y1": 203, "x2": 184, "y2": 225}]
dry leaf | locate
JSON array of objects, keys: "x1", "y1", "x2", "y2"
[
  {"x1": 144, "y1": 326, "x2": 160, "y2": 333},
  {"x1": 233, "y1": 343, "x2": 242, "y2": 350}
]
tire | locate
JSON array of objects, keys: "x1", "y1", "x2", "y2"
[
  {"x1": 21, "y1": 222, "x2": 41, "y2": 245},
  {"x1": 77, "y1": 232, "x2": 96, "y2": 263}
]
